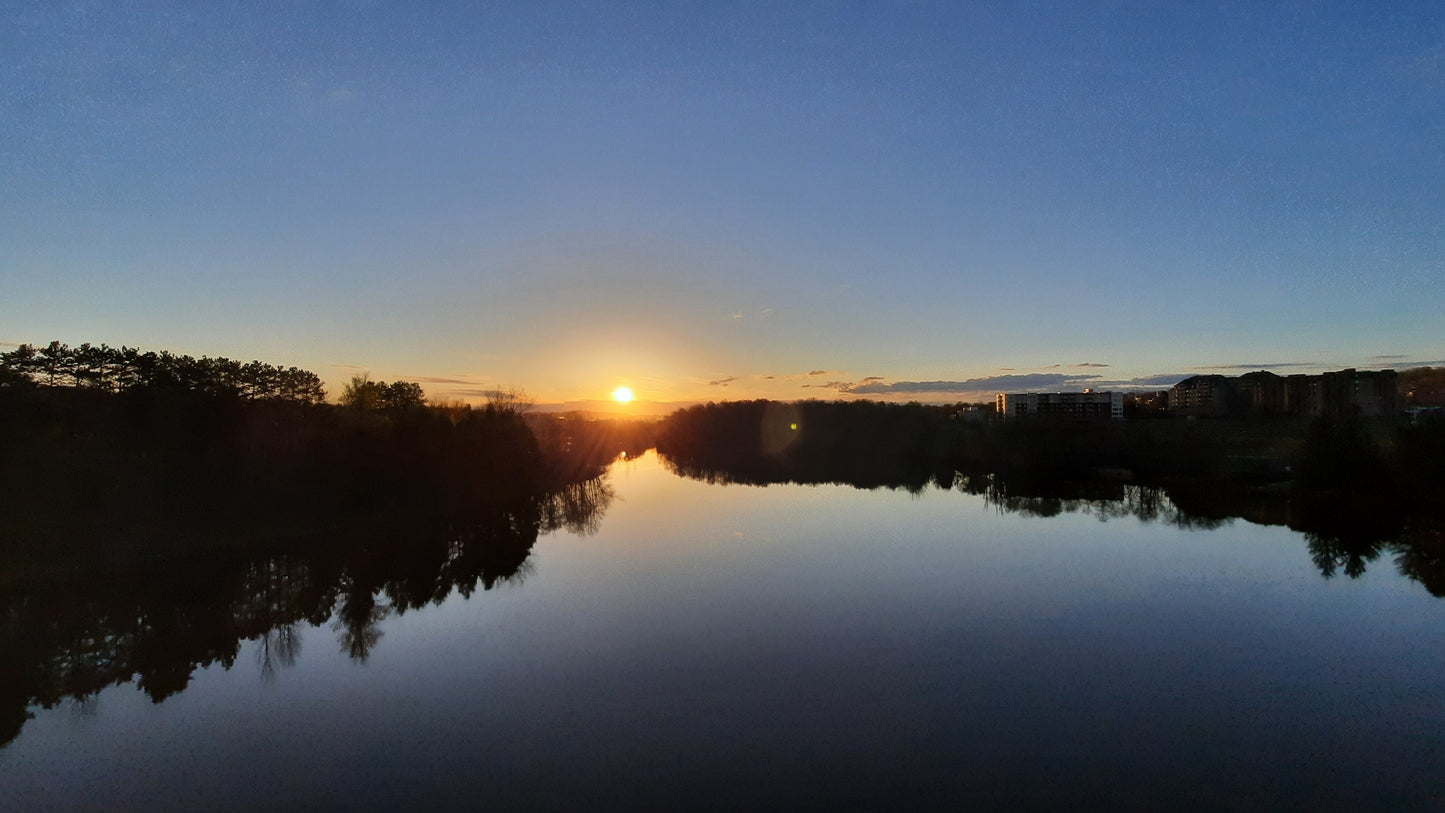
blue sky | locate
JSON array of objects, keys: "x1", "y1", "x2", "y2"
[{"x1": 3, "y1": 1, "x2": 1441, "y2": 407}]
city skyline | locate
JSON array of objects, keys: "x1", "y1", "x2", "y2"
[{"x1": 4, "y1": 2, "x2": 1441, "y2": 407}]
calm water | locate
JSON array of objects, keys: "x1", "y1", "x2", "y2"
[{"x1": 4, "y1": 450, "x2": 1443, "y2": 810}]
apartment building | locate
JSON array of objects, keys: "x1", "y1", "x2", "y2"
[
  {"x1": 996, "y1": 390, "x2": 1125, "y2": 421},
  {"x1": 1173, "y1": 368, "x2": 1398, "y2": 418}
]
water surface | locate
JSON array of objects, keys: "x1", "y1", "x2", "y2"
[{"x1": 4, "y1": 451, "x2": 1443, "y2": 810}]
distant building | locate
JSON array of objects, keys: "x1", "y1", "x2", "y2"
[
  {"x1": 951, "y1": 404, "x2": 989, "y2": 422},
  {"x1": 1320, "y1": 368, "x2": 1397, "y2": 417},
  {"x1": 1284, "y1": 374, "x2": 1322, "y2": 416},
  {"x1": 1173, "y1": 368, "x2": 1398, "y2": 418},
  {"x1": 996, "y1": 390, "x2": 1124, "y2": 421},
  {"x1": 1235, "y1": 370, "x2": 1287, "y2": 414},
  {"x1": 1169, "y1": 375, "x2": 1233, "y2": 416}
]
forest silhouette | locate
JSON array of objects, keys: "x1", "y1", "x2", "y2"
[{"x1": 658, "y1": 398, "x2": 1443, "y2": 499}]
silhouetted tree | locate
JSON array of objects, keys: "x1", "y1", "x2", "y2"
[
  {"x1": 38, "y1": 341, "x2": 69, "y2": 386},
  {"x1": 485, "y1": 387, "x2": 533, "y2": 415},
  {"x1": 340, "y1": 373, "x2": 385, "y2": 410},
  {"x1": 340, "y1": 374, "x2": 426, "y2": 411},
  {"x1": 384, "y1": 381, "x2": 426, "y2": 410}
]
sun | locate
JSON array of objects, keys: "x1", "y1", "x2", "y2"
[{"x1": 612, "y1": 386, "x2": 634, "y2": 403}]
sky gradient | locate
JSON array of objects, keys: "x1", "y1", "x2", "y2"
[{"x1": 4, "y1": 1, "x2": 1441, "y2": 408}]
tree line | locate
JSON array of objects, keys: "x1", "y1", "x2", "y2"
[
  {"x1": 656, "y1": 398, "x2": 1445, "y2": 507},
  {"x1": 0, "y1": 341, "x2": 658, "y2": 568},
  {"x1": 658, "y1": 399, "x2": 956, "y2": 488},
  {"x1": 1, "y1": 340, "x2": 326, "y2": 403}
]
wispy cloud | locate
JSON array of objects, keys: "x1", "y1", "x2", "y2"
[
  {"x1": 1372, "y1": 354, "x2": 1407, "y2": 360},
  {"x1": 733, "y1": 309, "x2": 774, "y2": 320},
  {"x1": 1072, "y1": 362, "x2": 1109, "y2": 368},
  {"x1": 1097, "y1": 373, "x2": 1190, "y2": 387},
  {"x1": 709, "y1": 376, "x2": 736, "y2": 386},
  {"x1": 1190, "y1": 362, "x2": 1317, "y2": 371},
  {"x1": 406, "y1": 375, "x2": 488, "y2": 385},
  {"x1": 842, "y1": 373, "x2": 1106, "y2": 395},
  {"x1": 808, "y1": 370, "x2": 827, "y2": 376}
]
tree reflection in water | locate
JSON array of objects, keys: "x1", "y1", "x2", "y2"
[
  {"x1": 256, "y1": 624, "x2": 302, "y2": 682},
  {"x1": 538, "y1": 476, "x2": 617, "y2": 537},
  {"x1": 662, "y1": 452, "x2": 1445, "y2": 596},
  {"x1": 1394, "y1": 522, "x2": 1445, "y2": 597},
  {"x1": 334, "y1": 581, "x2": 388, "y2": 664},
  {"x1": 0, "y1": 471, "x2": 616, "y2": 749}
]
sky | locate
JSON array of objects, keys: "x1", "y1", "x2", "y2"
[{"x1": 3, "y1": 1, "x2": 1442, "y2": 410}]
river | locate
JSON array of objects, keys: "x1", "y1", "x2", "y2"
[{"x1": 3, "y1": 450, "x2": 1442, "y2": 810}]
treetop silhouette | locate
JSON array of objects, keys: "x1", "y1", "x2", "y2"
[{"x1": 0, "y1": 341, "x2": 325, "y2": 403}]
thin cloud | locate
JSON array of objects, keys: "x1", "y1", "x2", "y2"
[
  {"x1": 709, "y1": 376, "x2": 736, "y2": 386},
  {"x1": 1126, "y1": 373, "x2": 1190, "y2": 386},
  {"x1": 1359, "y1": 358, "x2": 1442, "y2": 368},
  {"x1": 1191, "y1": 362, "x2": 1317, "y2": 371},
  {"x1": 406, "y1": 375, "x2": 490, "y2": 385},
  {"x1": 1072, "y1": 362, "x2": 1109, "y2": 368},
  {"x1": 1088, "y1": 373, "x2": 1190, "y2": 388},
  {"x1": 731, "y1": 312, "x2": 744, "y2": 319},
  {"x1": 845, "y1": 373, "x2": 1104, "y2": 395},
  {"x1": 762, "y1": 375, "x2": 776, "y2": 380},
  {"x1": 858, "y1": 376, "x2": 884, "y2": 384},
  {"x1": 808, "y1": 370, "x2": 827, "y2": 376},
  {"x1": 1371, "y1": 354, "x2": 1407, "y2": 360}
]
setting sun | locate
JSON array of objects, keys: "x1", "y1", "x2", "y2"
[{"x1": 612, "y1": 386, "x2": 634, "y2": 403}]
